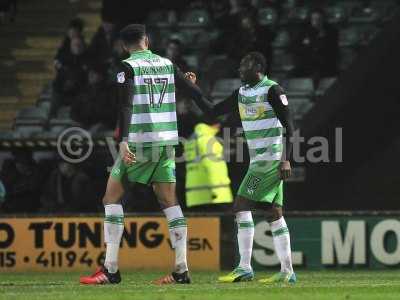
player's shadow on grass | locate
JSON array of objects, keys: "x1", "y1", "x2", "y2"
[{"x1": 0, "y1": 283, "x2": 65, "y2": 287}]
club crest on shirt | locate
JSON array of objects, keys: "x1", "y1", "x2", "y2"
[
  {"x1": 117, "y1": 72, "x2": 125, "y2": 83},
  {"x1": 246, "y1": 174, "x2": 261, "y2": 195},
  {"x1": 256, "y1": 95, "x2": 264, "y2": 102},
  {"x1": 280, "y1": 94, "x2": 288, "y2": 106}
]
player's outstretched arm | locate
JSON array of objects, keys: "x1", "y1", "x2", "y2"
[
  {"x1": 267, "y1": 85, "x2": 295, "y2": 180},
  {"x1": 174, "y1": 65, "x2": 214, "y2": 115},
  {"x1": 177, "y1": 66, "x2": 238, "y2": 118}
]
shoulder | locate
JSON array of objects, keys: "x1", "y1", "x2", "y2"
[
  {"x1": 268, "y1": 83, "x2": 285, "y2": 94},
  {"x1": 161, "y1": 56, "x2": 173, "y2": 65},
  {"x1": 115, "y1": 61, "x2": 134, "y2": 84},
  {"x1": 268, "y1": 84, "x2": 289, "y2": 106}
]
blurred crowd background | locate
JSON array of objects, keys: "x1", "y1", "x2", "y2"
[{"x1": 0, "y1": 0, "x2": 399, "y2": 214}]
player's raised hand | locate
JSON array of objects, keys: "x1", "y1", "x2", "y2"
[
  {"x1": 279, "y1": 160, "x2": 291, "y2": 180},
  {"x1": 184, "y1": 72, "x2": 197, "y2": 84},
  {"x1": 119, "y1": 141, "x2": 136, "y2": 165}
]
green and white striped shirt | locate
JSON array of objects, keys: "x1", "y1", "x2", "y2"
[
  {"x1": 123, "y1": 50, "x2": 178, "y2": 147},
  {"x1": 238, "y1": 76, "x2": 283, "y2": 166}
]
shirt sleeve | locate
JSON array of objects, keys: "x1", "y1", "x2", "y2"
[
  {"x1": 173, "y1": 64, "x2": 215, "y2": 118},
  {"x1": 267, "y1": 84, "x2": 295, "y2": 161},
  {"x1": 115, "y1": 62, "x2": 134, "y2": 142},
  {"x1": 213, "y1": 89, "x2": 239, "y2": 116}
]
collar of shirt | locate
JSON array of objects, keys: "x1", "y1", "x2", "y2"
[{"x1": 129, "y1": 49, "x2": 152, "y2": 59}]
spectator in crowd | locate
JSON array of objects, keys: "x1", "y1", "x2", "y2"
[
  {"x1": 165, "y1": 38, "x2": 189, "y2": 72},
  {"x1": 71, "y1": 63, "x2": 117, "y2": 130},
  {"x1": 0, "y1": 0, "x2": 16, "y2": 23},
  {"x1": 87, "y1": 19, "x2": 117, "y2": 65},
  {"x1": 55, "y1": 18, "x2": 85, "y2": 68},
  {"x1": 51, "y1": 36, "x2": 88, "y2": 117},
  {"x1": 213, "y1": 12, "x2": 273, "y2": 74},
  {"x1": 0, "y1": 150, "x2": 42, "y2": 213},
  {"x1": 213, "y1": 0, "x2": 257, "y2": 30},
  {"x1": 40, "y1": 160, "x2": 97, "y2": 212},
  {"x1": 291, "y1": 8, "x2": 339, "y2": 79},
  {"x1": 102, "y1": 0, "x2": 161, "y2": 27}
]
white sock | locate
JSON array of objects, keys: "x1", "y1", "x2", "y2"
[
  {"x1": 163, "y1": 205, "x2": 188, "y2": 273},
  {"x1": 104, "y1": 204, "x2": 124, "y2": 273},
  {"x1": 270, "y1": 216, "x2": 293, "y2": 273},
  {"x1": 236, "y1": 211, "x2": 254, "y2": 270}
]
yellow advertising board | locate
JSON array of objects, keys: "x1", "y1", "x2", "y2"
[{"x1": 0, "y1": 217, "x2": 220, "y2": 272}]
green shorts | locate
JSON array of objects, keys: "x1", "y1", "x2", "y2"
[
  {"x1": 110, "y1": 146, "x2": 176, "y2": 185},
  {"x1": 237, "y1": 161, "x2": 283, "y2": 206}
]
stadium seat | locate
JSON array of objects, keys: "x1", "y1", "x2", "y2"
[
  {"x1": 325, "y1": 5, "x2": 348, "y2": 24},
  {"x1": 179, "y1": 29, "x2": 216, "y2": 50},
  {"x1": 201, "y1": 55, "x2": 237, "y2": 92},
  {"x1": 0, "y1": 131, "x2": 16, "y2": 139},
  {"x1": 315, "y1": 77, "x2": 337, "y2": 97},
  {"x1": 147, "y1": 10, "x2": 175, "y2": 28},
  {"x1": 271, "y1": 29, "x2": 291, "y2": 49},
  {"x1": 211, "y1": 78, "x2": 242, "y2": 98},
  {"x1": 39, "y1": 83, "x2": 53, "y2": 101},
  {"x1": 370, "y1": 0, "x2": 399, "y2": 23},
  {"x1": 179, "y1": 9, "x2": 210, "y2": 28},
  {"x1": 147, "y1": 28, "x2": 173, "y2": 51},
  {"x1": 282, "y1": 78, "x2": 314, "y2": 98},
  {"x1": 49, "y1": 118, "x2": 79, "y2": 135},
  {"x1": 339, "y1": 27, "x2": 360, "y2": 47},
  {"x1": 183, "y1": 55, "x2": 199, "y2": 71},
  {"x1": 338, "y1": 0, "x2": 363, "y2": 16},
  {"x1": 37, "y1": 101, "x2": 51, "y2": 114},
  {"x1": 349, "y1": 6, "x2": 380, "y2": 24},
  {"x1": 270, "y1": 51, "x2": 294, "y2": 73},
  {"x1": 56, "y1": 106, "x2": 71, "y2": 119},
  {"x1": 15, "y1": 125, "x2": 45, "y2": 138},
  {"x1": 258, "y1": 7, "x2": 278, "y2": 26},
  {"x1": 288, "y1": 97, "x2": 314, "y2": 121},
  {"x1": 289, "y1": 6, "x2": 310, "y2": 23},
  {"x1": 15, "y1": 106, "x2": 49, "y2": 126}
]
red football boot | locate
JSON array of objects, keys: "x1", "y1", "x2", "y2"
[
  {"x1": 153, "y1": 271, "x2": 191, "y2": 285},
  {"x1": 80, "y1": 266, "x2": 121, "y2": 285}
]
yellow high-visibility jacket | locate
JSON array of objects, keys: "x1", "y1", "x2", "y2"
[{"x1": 184, "y1": 123, "x2": 233, "y2": 207}]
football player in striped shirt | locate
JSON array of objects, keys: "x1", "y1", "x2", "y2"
[
  {"x1": 80, "y1": 24, "x2": 214, "y2": 285},
  {"x1": 196, "y1": 52, "x2": 296, "y2": 284}
]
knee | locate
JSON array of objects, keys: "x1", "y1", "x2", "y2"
[
  {"x1": 266, "y1": 206, "x2": 283, "y2": 223},
  {"x1": 157, "y1": 195, "x2": 177, "y2": 209},
  {"x1": 102, "y1": 194, "x2": 121, "y2": 206}
]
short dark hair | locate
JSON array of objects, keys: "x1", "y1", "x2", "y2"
[
  {"x1": 245, "y1": 51, "x2": 267, "y2": 73},
  {"x1": 119, "y1": 24, "x2": 147, "y2": 47}
]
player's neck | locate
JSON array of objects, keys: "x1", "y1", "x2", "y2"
[
  {"x1": 128, "y1": 46, "x2": 148, "y2": 54},
  {"x1": 248, "y1": 73, "x2": 265, "y2": 87}
]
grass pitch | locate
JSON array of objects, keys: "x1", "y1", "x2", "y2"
[{"x1": 1, "y1": 270, "x2": 400, "y2": 300}]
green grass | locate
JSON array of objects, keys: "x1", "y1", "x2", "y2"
[{"x1": 1, "y1": 270, "x2": 400, "y2": 300}]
